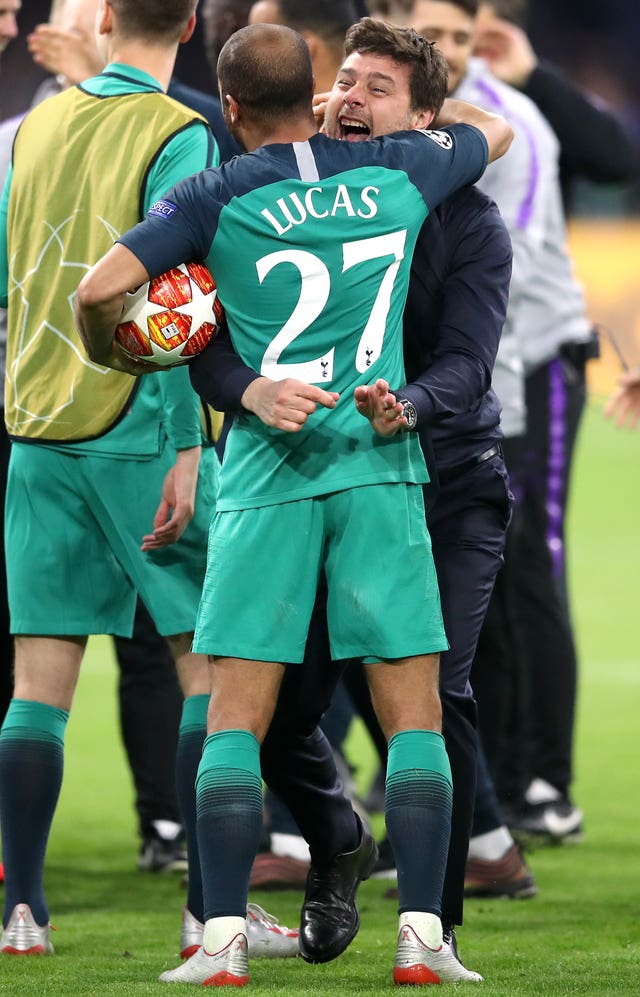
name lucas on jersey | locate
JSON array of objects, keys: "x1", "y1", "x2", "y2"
[{"x1": 261, "y1": 184, "x2": 379, "y2": 236}]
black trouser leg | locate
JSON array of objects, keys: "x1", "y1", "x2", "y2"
[
  {"x1": 487, "y1": 359, "x2": 585, "y2": 801},
  {"x1": 114, "y1": 599, "x2": 184, "y2": 831},
  {"x1": 429, "y1": 458, "x2": 511, "y2": 925}
]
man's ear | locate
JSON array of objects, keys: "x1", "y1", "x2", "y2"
[
  {"x1": 97, "y1": 0, "x2": 113, "y2": 37},
  {"x1": 180, "y1": 12, "x2": 197, "y2": 45},
  {"x1": 225, "y1": 94, "x2": 240, "y2": 124},
  {"x1": 414, "y1": 108, "x2": 437, "y2": 130}
]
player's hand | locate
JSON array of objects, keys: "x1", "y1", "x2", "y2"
[
  {"x1": 241, "y1": 377, "x2": 339, "y2": 432},
  {"x1": 604, "y1": 369, "x2": 640, "y2": 428},
  {"x1": 96, "y1": 341, "x2": 160, "y2": 376},
  {"x1": 141, "y1": 446, "x2": 201, "y2": 550},
  {"x1": 27, "y1": 24, "x2": 103, "y2": 85},
  {"x1": 354, "y1": 378, "x2": 407, "y2": 437},
  {"x1": 312, "y1": 92, "x2": 331, "y2": 132},
  {"x1": 474, "y1": 18, "x2": 537, "y2": 89}
]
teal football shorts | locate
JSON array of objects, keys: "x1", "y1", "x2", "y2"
[
  {"x1": 6, "y1": 440, "x2": 218, "y2": 637},
  {"x1": 193, "y1": 482, "x2": 448, "y2": 663}
]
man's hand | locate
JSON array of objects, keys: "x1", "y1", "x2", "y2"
[
  {"x1": 241, "y1": 377, "x2": 339, "y2": 431},
  {"x1": 97, "y1": 339, "x2": 161, "y2": 376},
  {"x1": 474, "y1": 18, "x2": 538, "y2": 90},
  {"x1": 75, "y1": 243, "x2": 152, "y2": 367},
  {"x1": 312, "y1": 91, "x2": 331, "y2": 132},
  {"x1": 141, "y1": 446, "x2": 201, "y2": 551},
  {"x1": 354, "y1": 378, "x2": 407, "y2": 437},
  {"x1": 604, "y1": 369, "x2": 640, "y2": 429},
  {"x1": 27, "y1": 24, "x2": 103, "y2": 85}
]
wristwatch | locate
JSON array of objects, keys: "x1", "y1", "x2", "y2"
[{"x1": 398, "y1": 398, "x2": 418, "y2": 431}]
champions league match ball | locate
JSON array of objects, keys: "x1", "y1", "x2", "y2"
[{"x1": 115, "y1": 262, "x2": 224, "y2": 367}]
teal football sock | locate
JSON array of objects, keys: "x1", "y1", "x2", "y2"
[
  {"x1": 196, "y1": 729, "x2": 264, "y2": 920},
  {"x1": 385, "y1": 729, "x2": 453, "y2": 916},
  {"x1": 176, "y1": 694, "x2": 209, "y2": 923},
  {"x1": 0, "y1": 699, "x2": 69, "y2": 927}
]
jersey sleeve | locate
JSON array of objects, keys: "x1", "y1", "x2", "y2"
[
  {"x1": 398, "y1": 123, "x2": 488, "y2": 213},
  {"x1": 0, "y1": 165, "x2": 12, "y2": 308},
  {"x1": 119, "y1": 169, "x2": 220, "y2": 281},
  {"x1": 156, "y1": 366, "x2": 203, "y2": 450},
  {"x1": 190, "y1": 321, "x2": 260, "y2": 413}
]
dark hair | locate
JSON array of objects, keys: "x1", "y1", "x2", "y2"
[
  {"x1": 278, "y1": 0, "x2": 359, "y2": 42},
  {"x1": 367, "y1": 0, "x2": 414, "y2": 15},
  {"x1": 482, "y1": 0, "x2": 529, "y2": 28},
  {"x1": 201, "y1": 0, "x2": 255, "y2": 69},
  {"x1": 110, "y1": 0, "x2": 198, "y2": 42},
  {"x1": 345, "y1": 17, "x2": 448, "y2": 114},
  {"x1": 423, "y1": 0, "x2": 478, "y2": 16},
  {"x1": 217, "y1": 23, "x2": 314, "y2": 123}
]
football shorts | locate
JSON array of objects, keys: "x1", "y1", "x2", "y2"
[
  {"x1": 193, "y1": 481, "x2": 447, "y2": 663},
  {"x1": 6, "y1": 441, "x2": 218, "y2": 637}
]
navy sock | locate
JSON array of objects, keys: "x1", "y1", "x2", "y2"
[
  {"x1": 0, "y1": 699, "x2": 69, "y2": 926},
  {"x1": 175, "y1": 694, "x2": 209, "y2": 923},
  {"x1": 385, "y1": 729, "x2": 453, "y2": 916},
  {"x1": 196, "y1": 729, "x2": 263, "y2": 920}
]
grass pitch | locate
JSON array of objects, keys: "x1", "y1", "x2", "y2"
[{"x1": 2, "y1": 402, "x2": 639, "y2": 994}]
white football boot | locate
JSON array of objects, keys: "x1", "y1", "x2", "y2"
[
  {"x1": 160, "y1": 932, "x2": 249, "y2": 986},
  {"x1": 1, "y1": 903, "x2": 55, "y2": 955},
  {"x1": 393, "y1": 920, "x2": 483, "y2": 985},
  {"x1": 179, "y1": 903, "x2": 299, "y2": 961}
]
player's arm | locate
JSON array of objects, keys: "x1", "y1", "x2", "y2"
[
  {"x1": 141, "y1": 443, "x2": 202, "y2": 550},
  {"x1": 474, "y1": 19, "x2": 639, "y2": 183},
  {"x1": 397, "y1": 191, "x2": 513, "y2": 426},
  {"x1": 75, "y1": 243, "x2": 153, "y2": 372},
  {"x1": 189, "y1": 336, "x2": 340, "y2": 434},
  {"x1": 0, "y1": 167, "x2": 11, "y2": 308},
  {"x1": 434, "y1": 98, "x2": 513, "y2": 163}
]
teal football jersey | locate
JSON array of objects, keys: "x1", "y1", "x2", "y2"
[{"x1": 120, "y1": 126, "x2": 488, "y2": 509}]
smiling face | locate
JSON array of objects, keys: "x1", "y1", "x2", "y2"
[
  {"x1": 408, "y1": 0, "x2": 475, "y2": 94},
  {"x1": 324, "y1": 50, "x2": 433, "y2": 142}
]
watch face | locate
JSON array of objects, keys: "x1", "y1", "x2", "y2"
[{"x1": 401, "y1": 400, "x2": 417, "y2": 429}]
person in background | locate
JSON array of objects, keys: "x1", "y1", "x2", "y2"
[
  {"x1": 0, "y1": 1, "x2": 19, "y2": 57},
  {"x1": 201, "y1": 0, "x2": 254, "y2": 69},
  {"x1": 407, "y1": 0, "x2": 600, "y2": 848},
  {"x1": 248, "y1": 0, "x2": 359, "y2": 92},
  {"x1": 474, "y1": 0, "x2": 639, "y2": 214},
  {"x1": 24, "y1": 0, "x2": 191, "y2": 877},
  {"x1": 470, "y1": 0, "x2": 638, "y2": 841}
]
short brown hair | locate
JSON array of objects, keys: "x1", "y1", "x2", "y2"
[
  {"x1": 110, "y1": 0, "x2": 197, "y2": 43},
  {"x1": 345, "y1": 17, "x2": 448, "y2": 114}
]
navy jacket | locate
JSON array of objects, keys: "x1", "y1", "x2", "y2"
[{"x1": 196, "y1": 183, "x2": 512, "y2": 473}]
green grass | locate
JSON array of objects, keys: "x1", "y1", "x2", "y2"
[{"x1": 3, "y1": 402, "x2": 640, "y2": 994}]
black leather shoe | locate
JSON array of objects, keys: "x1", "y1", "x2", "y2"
[{"x1": 299, "y1": 820, "x2": 378, "y2": 964}]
